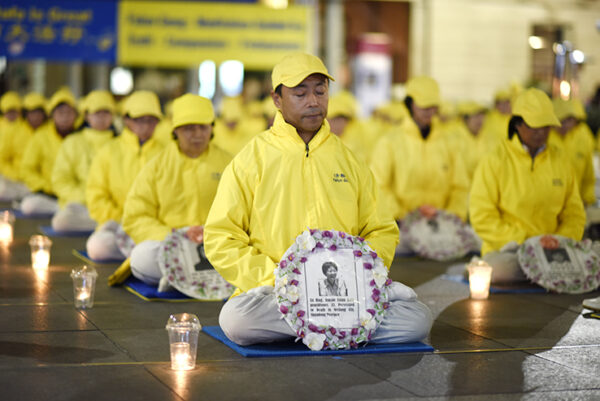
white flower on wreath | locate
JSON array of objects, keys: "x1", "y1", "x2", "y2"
[
  {"x1": 275, "y1": 276, "x2": 288, "y2": 294},
  {"x1": 286, "y1": 286, "x2": 300, "y2": 303},
  {"x1": 360, "y1": 312, "x2": 378, "y2": 331},
  {"x1": 372, "y1": 258, "x2": 388, "y2": 287},
  {"x1": 305, "y1": 332, "x2": 326, "y2": 351},
  {"x1": 297, "y1": 230, "x2": 317, "y2": 251}
]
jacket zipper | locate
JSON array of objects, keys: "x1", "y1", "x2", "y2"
[{"x1": 305, "y1": 142, "x2": 309, "y2": 158}]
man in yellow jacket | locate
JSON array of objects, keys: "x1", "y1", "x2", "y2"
[
  {"x1": 20, "y1": 88, "x2": 79, "y2": 215},
  {"x1": 85, "y1": 91, "x2": 166, "y2": 261},
  {"x1": 469, "y1": 88, "x2": 585, "y2": 283},
  {"x1": 51, "y1": 90, "x2": 116, "y2": 232},
  {"x1": 204, "y1": 53, "x2": 432, "y2": 346},
  {"x1": 122, "y1": 94, "x2": 231, "y2": 286}
]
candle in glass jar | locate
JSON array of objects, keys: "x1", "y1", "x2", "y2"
[
  {"x1": 32, "y1": 249, "x2": 50, "y2": 270},
  {"x1": 0, "y1": 222, "x2": 12, "y2": 244},
  {"x1": 468, "y1": 261, "x2": 493, "y2": 300},
  {"x1": 170, "y1": 342, "x2": 193, "y2": 370}
]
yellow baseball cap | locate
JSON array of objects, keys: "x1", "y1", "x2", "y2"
[
  {"x1": 328, "y1": 90, "x2": 358, "y2": 119},
  {"x1": 23, "y1": 92, "x2": 46, "y2": 111},
  {"x1": 406, "y1": 76, "x2": 440, "y2": 108},
  {"x1": 172, "y1": 94, "x2": 214, "y2": 129},
  {"x1": 0, "y1": 91, "x2": 22, "y2": 113},
  {"x1": 46, "y1": 87, "x2": 77, "y2": 114},
  {"x1": 84, "y1": 90, "x2": 116, "y2": 114},
  {"x1": 571, "y1": 98, "x2": 586, "y2": 120},
  {"x1": 512, "y1": 88, "x2": 560, "y2": 128},
  {"x1": 220, "y1": 96, "x2": 243, "y2": 123},
  {"x1": 458, "y1": 101, "x2": 486, "y2": 117},
  {"x1": 552, "y1": 98, "x2": 576, "y2": 121},
  {"x1": 123, "y1": 90, "x2": 162, "y2": 119},
  {"x1": 272, "y1": 52, "x2": 334, "y2": 90}
]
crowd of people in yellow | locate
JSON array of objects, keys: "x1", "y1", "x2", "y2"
[{"x1": 1, "y1": 52, "x2": 599, "y2": 346}]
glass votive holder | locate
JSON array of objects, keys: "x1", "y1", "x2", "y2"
[
  {"x1": 0, "y1": 210, "x2": 15, "y2": 245},
  {"x1": 29, "y1": 235, "x2": 52, "y2": 270},
  {"x1": 166, "y1": 313, "x2": 202, "y2": 371},
  {"x1": 467, "y1": 259, "x2": 493, "y2": 300},
  {"x1": 70, "y1": 265, "x2": 98, "y2": 309}
]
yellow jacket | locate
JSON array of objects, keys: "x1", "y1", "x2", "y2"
[
  {"x1": 204, "y1": 112, "x2": 399, "y2": 296},
  {"x1": 470, "y1": 136, "x2": 585, "y2": 255},
  {"x1": 451, "y1": 122, "x2": 499, "y2": 181},
  {"x1": 0, "y1": 118, "x2": 34, "y2": 181},
  {"x1": 122, "y1": 141, "x2": 231, "y2": 243},
  {"x1": 86, "y1": 128, "x2": 166, "y2": 225},
  {"x1": 548, "y1": 127, "x2": 595, "y2": 205},
  {"x1": 370, "y1": 117, "x2": 470, "y2": 221},
  {"x1": 52, "y1": 127, "x2": 114, "y2": 207},
  {"x1": 20, "y1": 122, "x2": 65, "y2": 194},
  {"x1": 480, "y1": 109, "x2": 510, "y2": 144},
  {"x1": 212, "y1": 118, "x2": 263, "y2": 156}
]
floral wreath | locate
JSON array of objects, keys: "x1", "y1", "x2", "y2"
[
  {"x1": 517, "y1": 235, "x2": 600, "y2": 294},
  {"x1": 159, "y1": 229, "x2": 234, "y2": 300},
  {"x1": 274, "y1": 229, "x2": 392, "y2": 351},
  {"x1": 400, "y1": 209, "x2": 480, "y2": 261}
]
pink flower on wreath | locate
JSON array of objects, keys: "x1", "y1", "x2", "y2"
[
  {"x1": 363, "y1": 262, "x2": 373, "y2": 270},
  {"x1": 280, "y1": 305, "x2": 289, "y2": 314},
  {"x1": 369, "y1": 279, "x2": 376, "y2": 287},
  {"x1": 168, "y1": 275, "x2": 174, "y2": 281},
  {"x1": 279, "y1": 260, "x2": 287, "y2": 269},
  {"x1": 382, "y1": 302, "x2": 390, "y2": 310},
  {"x1": 339, "y1": 232, "x2": 346, "y2": 239},
  {"x1": 299, "y1": 257, "x2": 307, "y2": 263},
  {"x1": 290, "y1": 279, "x2": 299, "y2": 286},
  {"x1": 308, "y1": 323, "x2": 320, "y2": 332},
  {"x1": 323, "y1": 340, "x2": 330, "y2": 348},
  {"x1": 372, "y1": 294, "x2": 380, "y2": 302},
  {"x1": 357, "y1": 237, "x2": 365, "y2": 242},
  {"x1": 385, "y1": 278, "x2": 393, "y2": 286},
  {"x1": 292, "y1": 267, "x2": 302, "y2": 274},
  {"x1": 349, "y1": 340, "x2": 358, "y2": 349},
  {"x1": 288, "y1": 254, "x2": 295, "y2": 261},
  {"x1": 315, "y1": 242, "x2": 324, "y2": 249},
  {"x1": 297, "y1": 330, "x2": 305, "y2": 338},
  {"x1": 366, "y1": 308, "x2": 376, "y2": 316},
  {"x1": 354, "y1": 250, "x2": 363, "y2": 257},
  {"x1": 322, "y1": 230, "x2": 333, "y2": 238},
  {"x1": 372, "y1": 288, "x2": 380, "y2": 296},
  {"x1": 329, "y1": 327, "x2": 337, "y2": 335},
  {"x1": 370, "y1": 251, "x2": 378, "y2": 259},
  {"x1": 351, "y1": 327, "x2": 359, "y2": 336},
  {"x1": 338, "y1": 330, "x2": 346, "y2": 339},
  {"x1": 297, "y1": 310, "x2": 305, "y2": 318},
  {"x1": 310, "y1": 229, "x2": 317, "y2": 235},
  {"x1": 329, "y1": 244, "x2": 337, "y2": 251}
]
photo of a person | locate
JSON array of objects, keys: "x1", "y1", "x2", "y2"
[
  {"x1": 318, "y1": 261, "x2": 348, "y2": 296},
  {"x1": 543, "y1": 248, "x2": 572, "y2": 271}
]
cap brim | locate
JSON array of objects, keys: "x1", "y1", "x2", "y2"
[{"x1": 280, "y1": 71, "x2": 334, "y2": 89}]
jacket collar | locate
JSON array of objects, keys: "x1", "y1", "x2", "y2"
[{"x1": 270, "y1": 111, "x2": 331, "y2": 151}]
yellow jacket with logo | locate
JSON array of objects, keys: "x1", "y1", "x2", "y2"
[
  {"x1": 0, "y1": 119, "x2": 34, "y2": 181},
  {"x1": 548, "y1": 128, "x2": 595, "y2": 205},
  {"x1": 86, "y1": 128, "x2": 165, "y2": 225},
  {"x1": 469, "y1": 136, "x2": 585, "y2": 255},
  {"x1": 204, "y1": 112, "x2": 399, "y2": 296},
  {"x1": 122, "y1": 141, "x2": 231, "y2": 243},
  {"x1": 20, "y1": 123, "x2": 65, "y2": 194},
  {"x1": 370, "y1": 117, "x2": 469, "y2": 221},
  {"x1": 52, "y1": 127, "x2": 114, "y2": 207}
]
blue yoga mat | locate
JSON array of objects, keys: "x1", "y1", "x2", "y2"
[
  {"x1": 203, "y1": 326, "x2": 434, "y2": 357},
  {"x1": 39, "y1": 225, "x2": 94, "y2": 238},
  {"x1": 72, "y1": 249, "x2": 125, "y2": 265},
  {"x1": 441, "y1": 274, "x2": 547, "y2": 294},
  {"x1": 8, "y1": 209, "x2": 54, "y2": 219},
  {"x1": 122, "y1": 276, "x2": 194, "y2": 301}
]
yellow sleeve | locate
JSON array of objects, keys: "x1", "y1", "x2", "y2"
[
  {"x1": 369, "y1": 136, "x2": 404, "y2": 219},
  {"x1": 469, "y1": 156, "x2": 527, "y2": 253},
  {"x1": 204, "y1": 160, "x2": 278, "y2": 293},
  {"x1": 580, "y1": 152, "x2": 596, "y2": 206},
  {"x1": 86, "y1": 149, "x2": 122, "y2": 224},
  {"x1": 556, "y1": 166, "x2": 586, "y2": 239},
  {"x1": 357, "y1": 163, "x2": 399, "y2": 268},
  {"x1": 51, "y1": 140, "x2": 85, "y2": 206},
  {"x1": 122, "y1": 159, "x2": 170, "y2": 243},
  {"x1": 0, "y1": 131, "x2": 16, "y2": 180},
  {"x1": 445, "y1": 140, "x2": 470, "y2": 221},
  {"x1": 20, "y1": 135, "x2": 50, "y2": 193}
]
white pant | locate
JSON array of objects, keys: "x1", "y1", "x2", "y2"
[
  {"x1": 86, "y1": 220, "x2": 127, "y2": 261},
  {"x1": 130, "y1": 240, "x2": 162, "y2": 285},
  {"x1": 51, "y1": 202, "x2": 97, "y2": 232},
  {"x1": 20, "y1": 193, "x2": 59, "y2": 215},
  {"x1": 219, "y1": 282, "x2": 433, "y2": 346},
  {"x1": 483, "y1": 249, "x2": 528, "y2": 284},
  {"x1": 0, "y1": 177, "x2": 30, "y2": 201}
]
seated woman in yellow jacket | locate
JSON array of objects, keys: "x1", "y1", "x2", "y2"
[
  {"x1": 327, "y1": 90, "x2": 372, "y2": 163},
  {"x1": 370, "y1": 76, "x2": 470, "y2": 253},
  {"x1": 0, "y1": 92, "x2": 31, "y2": 200},
  {"x1": 50, "y1": 90, "x2": 116, "y2": 232},
  {"x1": 469, "y1": 88, "x2": 586, "y2": 284},
  {"x1": 85, "y1": 91, "x2": 166, "y2": 261},
  {"x1": 20, "y1": 88, "x2": 79, "y2": 215},
  {"x1": 122, "y1": 94, "x2": 231, "y2": 286},
  {"x1": 549, "y1": 98, "x2": 595, "y2": 212}
]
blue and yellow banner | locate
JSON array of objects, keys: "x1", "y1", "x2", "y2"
[
  {"x1": 0, "y1": 0, "x2": 117, "y2": 62},
  {"x1": 118, "y1": 1, "x2": 312, "y2": 69}
]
